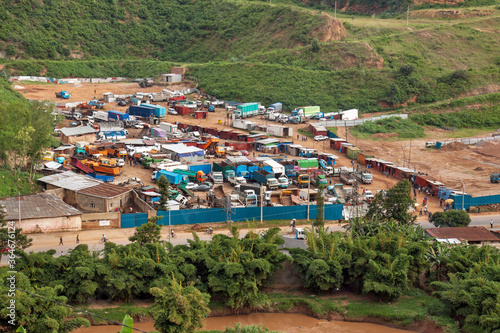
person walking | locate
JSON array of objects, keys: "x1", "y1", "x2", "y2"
[
  {"x1": 491, "y1": 219, "x2": 494, "y2": 229},
  {"x1": 338, "y1": 218, "x2": 342, "y2": 226},
  {"x1": 59, "y1": 237, "x2": 63, "y2": 246},
  {"x1": 290, "y1": 218, "x2": 296, "y2": 232},
  {"x1": 478, "y1": 207, "x2": 481, "y2": 214},
  {"x1": 76, "y1": 235, "x2": 79, "y2": 244}
]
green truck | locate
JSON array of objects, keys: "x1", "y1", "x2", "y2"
[
  {"x1": 141, "y1": 156, "x2": 165, "y2": 168},
  {"x1": 173, "y1": 169, "x2": 207, "y2": 182},
  {"x1": 292, "y1": 106, "x2": 320, "y2": 118},
  {"x1": 235, "y1": 103, "x2": 259, "y2": 118}
]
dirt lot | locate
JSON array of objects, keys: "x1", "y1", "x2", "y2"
[{"x1": 19, "y1": 81, "x2": 499, "y2": 202}]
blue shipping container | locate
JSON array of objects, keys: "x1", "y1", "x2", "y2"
[
  {"x1": 156, "y1": 170, "x2": 187, "y2": 185},
  {"x1": 108, "y1": 110, "x2": 129, "y2": 120},
  {"x1": 141, "y1": 103, "x2": 167, "y2": 118},
  {"x1": 189, "y1": 163, "x2": 212, "y2": 175},
  {"x1": 128, "y1": 105, "x2": 156, "y2": 118}
]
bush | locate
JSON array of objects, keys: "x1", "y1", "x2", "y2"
[{"x1": 430, "y1": 210, "x2": 471, "y2": 228}]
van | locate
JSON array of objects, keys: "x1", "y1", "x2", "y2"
[{"x1": 425, "y1": 141, "x2": 436, "y2": 148}]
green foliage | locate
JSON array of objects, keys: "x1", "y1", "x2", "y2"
[
  {"x1": 351, "y1": 117, "x2": 425, "y2": 139},
  {"x1": 157, "y1": 175, "x2": 171, "y2": 211},
  {"x1": 119, "y1": 314, "x2": 134, "y2": 333},
  {"x1": 223, "y1": 323, "x2": 278, "y2": 333},
  {"x1": 150, "y1": 277, "x2": 210, "y2": 333},
  {"x1": 313, "y1": 186, "x2": 325, "y2": 229},
  {"x1": 128, "y1": 221, "x2": 162, "y2": 245},
  {"x1": 411, "y1": 104, "x2": 500, "y2": 129},
  {"x1": 430, "y1": 210, "x2": 471, "y2": 228},
  {"x1": 365, "y1": 180, "x2": 417, "y2": 224},
  {"x1": 0, "y1": 272, "x2": 90, "y2": 332}
]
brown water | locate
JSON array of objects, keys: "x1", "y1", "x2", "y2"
[{"x1": 72, "y1": 313, "x2": 415, "y2": 333}]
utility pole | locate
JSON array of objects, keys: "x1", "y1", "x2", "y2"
[
  {"x1": 260, "y1": 185, "x2": 264, "y2": 223},
  {"x1": 168, "y1": 208, "x2": 171, "y2": 242},
  {"x1": 407, "y1": 5, "x2": 409, "y2": 27},
  {"x1": 307, "y1": 176, "x2": 311, "y2": 221},
  {"x1": 459, "y1": 178, "x2": 465, "y2": 211},
  {"x1": 335, "y1": 1, "x2": 337, "y2": 19},
  {"x1": 344, "y1": 120, "x2": 348, "y2": 142},
  {"x1": 408, "y1": 139, "x2": 412, "y2": 168}
]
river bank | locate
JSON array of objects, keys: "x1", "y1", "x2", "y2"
[{"x1": 72, "y1": 289, "x2": 457, "y2": 332}]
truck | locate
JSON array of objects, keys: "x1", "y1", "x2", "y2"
[
  {"x1": 235, "y1": 103, "x2": 259, "y2": 118},
  {"x1": 252, "y1": 170, "x2": 279, "y2": 190},
  {"x1": 339, "y1": 168, "x2": 356, "y2": 185},
  {"x1": 267, "y1": 102, "x2": 283, "y2": 113},
  {"x1": 107, "y1": 110, "x2": 129, "y2": 121},
  {"x1": 88, "y1": 100, "x2": 105, "y2": 109},
  {"x1": 210, "y1": 172, "x2": 224, "y2": 184},
  {"x1": 172, "y1": 169, "x2": 207, "y2": 183},
  {"x1": 229, "y1": 176, "x2": 247, "y2": 186},
  {"x1": 155, "y1": 169, "x2": 188, "y2": 185},
  {"x1": 491, "y1": 173, "x2": 500, "y2": 183},
  {"x1": 292, "y1": 173, "x2": 310, "y2": 188},
  {"x1": 278, "y1": 176, "x2": 290, "y2": 188},
  {"x1": 318, "y1": 159, "x2": 334, "y2": 176},
  {"x1": 140, "y1": 103, "x2": 167, "y2": 118},
  {"x1": 241, "y1": 190, "x2": 258, "y2": 207},
  {"x1": 93, "y1": 111, "x2": 109, "y2": 122},
  {"x1": 208, "y1": 105, "x2": 215, "y2": 112},
  {"x1": 105, "y1": 146, "x2": 127, "y2": 158},
  {"x1": 129, "y1": 105, "x2": 156, "y2": 118},
  {"x1": 213, "y1": 162, "x2": 236, "y2": 181},
  {"x1": 262, "y1": 159, "x2": 285, "y2": 177},
  {"x1": 55, "y1": 91, "x2": 72, "y2": 99},
  {"x1": 312, "y1": 171, "x2": 328, "y2": 187},
  {"x1": 234, "y1": 184, "x2": 263, "y2": 196},
  {"x1": 356, "y1": 170, "x2": 373, "y2": 184},
  {"x1": 291, "y1": 106, "x2": 320, "y2": 118}
]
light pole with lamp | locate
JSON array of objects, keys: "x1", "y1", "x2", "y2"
[{"x1": 459, "y1": 178, "x2": 465, "y2": 211}]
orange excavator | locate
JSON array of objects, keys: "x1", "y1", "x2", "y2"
[{"x1": 199, "y1": 137, "x2": 225, "y2": 157}]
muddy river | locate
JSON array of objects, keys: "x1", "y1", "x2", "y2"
[{"x1": 72, "y1": 313, "x2": 415, "y2": 332}]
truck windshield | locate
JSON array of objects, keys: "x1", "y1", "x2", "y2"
[{"x1": 365, "y1": 174, "x2": 373, "y2": 180}]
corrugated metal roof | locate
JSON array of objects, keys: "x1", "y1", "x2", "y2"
[
  {"x1": 77, "y1": 183, "x2": 131, "y2": 199},
  {"x1": 164, "y1": 144, "x2": 203, "y2": 154},
  {"x1": 256, "y1": 138, "x2": 280, "y2": 145},
  {"x1": 53, "y1": 145, "x2": 75, "y2": 151},
  {"x1": 60, "y1": 126, "x2": 97, "y2": 137},
  {"x1": 44, "y1": 161, "x2": 63, "y2": 170},
  {"x1": 1, "y1": 193, "x2": 82, "y2": 220},
  {"x1": 38, "y1": 171, "x2": 102, "y2": 191},
  {"x1": 426, "y1": 227, "x2": 500, "y2": 242}
]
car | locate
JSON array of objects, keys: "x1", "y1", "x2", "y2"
[
  {"x1": 117, "y1": 100, "x2": 127, "y2": 106},
  {"x1": 116, "y1": 158, "x2": 125, "y2": 167},
  {"x1": 70, "y1": 121, "x2": 79, "y2": 127},
  {"x1": 314, "y1": 135, "x2": 328, "y2": 141},
  {"x1": 364, "y1": 190, "x2": 374, "y2": 200},
  {"x1": 240, "y1": 150, "x2": 249, "y2": 156},
  {"x1": 193, "y1": 184, "x2": 211, "y2": 191},
  {"x1": 200, "y1": 181, "x2": 213, "y2": 188},
  {"x1": 134, "y1": 123, "x2": 144, "y2": 129},
  {"x1": 168, "y1": 108, "x2": 178, "y2": 115},
  {"x1": 184, "y1": 182, "x2": 197, "y2": 190}
]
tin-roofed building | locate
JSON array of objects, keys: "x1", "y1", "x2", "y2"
[
  {"x1": 76, "y1": 183, "x2": 133, "y2": 213},
  {"x1": 38, "y1": 171, "x2": 102, "y2": 206},
  {"x1": 60, "y1": 126, "x2": 97, "y2": 144},
  {"x1": 1, "y1": 193, "x2": 82, "y2": 233},
  {"x1": 163, "y1": 144, "x2": 205, "y2": 163},
  {"x1": 426, "y1": 227, "x2": 500, "y2": 245}
]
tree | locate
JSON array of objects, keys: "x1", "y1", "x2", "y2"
[
  {"x1": 313, "y1": 186, "x2": 325, "y2": 229},
  {"x1": 150, "y1": 277, "x2": 210, "y2": 333},
  {"x1": 157, "y1": 175, "x2": 171, "y2": 211},
  {"x1": 129, "y1": 219, "x2": 163, "y2": 245},
  {"x1": 430, "y1": 210, "x2": 471, "y2": 228},
  {"x1": 311, "y1": 38, "x2": 320, "y2": 52},
  {"x1": 365, "y1": 180, "x2": 416, "y2": 225}
]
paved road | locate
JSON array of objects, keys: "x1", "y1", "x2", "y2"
[{"x1": 2, "y1": 214, "x2": 499, "y2": 262}]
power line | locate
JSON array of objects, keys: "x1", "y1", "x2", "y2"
[{"x1": 0, "y1": 283, "x2": 149, "y2": 333}]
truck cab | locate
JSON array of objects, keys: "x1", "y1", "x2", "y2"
[
  {"x1": 278, "y1": 177, "x2": 290, "y2": 188},
  {"x1": 267, "y1": 178, "x2": 279, "y2": 190},
  {"x1": 211, "y1": 172, "x2": 224, "y2": 184},
  {"x1": 491, "y1": 173, "x2": 500, "y2": 183},
  {"x1": 293, "y1": 174, "x2": 310, "y2": 188},
  {"x1": 243, "y1": 190, "x2": 258, "y2": 207}
]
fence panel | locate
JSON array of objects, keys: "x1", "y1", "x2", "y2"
[
  {"x1": 134, "y1": 213, "x2": 149, "y2": 227},
  {"x1": 120, "y1": 214, "x2": 135, "y2": 228}
]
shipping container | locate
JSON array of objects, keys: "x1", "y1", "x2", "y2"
[
  {"x1": 194, "y1": 111, "x2": 207, "y2": 119},
  {"x1": 356, "y1": 152, "x2": 373, "y2": 165},
  {"x1": 159, "y1": 122, "x2": 178, "y2": 134},
  {"x1": 224, "y1": 141, "x2": 253, "y2": 151},
  {"x1": 128, "y1": 105, "x2": 156, "y2": 118},
  {"x1": 346, "y1": 146, "x2": 361, "y2": 160},
  {"x1": 174, "y1": 105, "x2": 191, "y2": 115},
  {"x1": 330, "y1": 138, "x2": 346, "y2": 150},
  {"x1": 296, "y1": 158, "x2": 319, "y2": 170},
  {"x1": 189, "y1": 163, "x2": 212, "y2": 175},
  {"x1": 140, "y1": 103, "x2": 167, "y2": 118},
  {"x1": 151, "y1": 127, "x2": 167, "y2": 138}
]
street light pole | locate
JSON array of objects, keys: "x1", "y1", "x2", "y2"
[{"x1": 459, "y1": 178, "x2": 465, "y2": 211}]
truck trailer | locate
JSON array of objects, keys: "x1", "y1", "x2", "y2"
[{"x1": 235, "y1": 103, "x2": 259, "y2": 118}]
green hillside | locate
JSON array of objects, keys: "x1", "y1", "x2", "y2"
[{"x1": 1, "y1": 0, "x2": 499, "y2": 113}]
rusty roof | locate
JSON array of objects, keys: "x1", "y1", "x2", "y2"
[
  {"x1": 77, "y1": 183, "x2": 131, "y2": 199},
  {"x1": 1, "y1": 193, "x2": 82, "y2": 220},
  {"x1": 426, "y1": 227, "x2": 500, "y2": 242}
]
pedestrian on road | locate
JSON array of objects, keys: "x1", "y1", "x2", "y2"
[
  {"x1": 439, "y1": 199, "x2": 443, "y2": 208},
  {"x1": 135, "y1": 161, "x2": 138, "y2": 167},
  {"x1": 59, "y1": 237, "x2": 63, "y2": 246},
  {"x1": 478, "y1": 207, "x2": 481, "y2": 214},
  {"x1": 76, "y1": 235, "x2": 79, "y2": 244},
  {"x1": 133, "y1": 133, "x2": 135, "y2": 138},
  {"x1": 290, "y1": 218, "x2": 296, "y2": 232},
  {"x1": 338, "y1": 218, "x2": 342, "y2": 226},
  {"x1": 413, "y1": 189, "x2": 417, "y2": 197},
  {"x1": 491, "y1": 219, "x2": 494, "y2": 229}
]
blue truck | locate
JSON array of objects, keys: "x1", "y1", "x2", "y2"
[
  {"x1": 128, "y1": 105, "x2": 156, "y2": 118},
  {"x1": 267, "y1": 102, "x2": 283, "y2": 113},
  {"x1": 252, "y1": 170, "x2": 279, "y2": 190},
  {"x1": 156, "y1": 170, "x2": 188, "y2": 185},
  {"x1": 107, "y1": 110, "x2": 129, "y2": 121},
  {"x1": 208, "y1": 105, "x2": 215, "y2": 112},
  {"x1": 189, "y1": 163, "x2": 212, "y2": 175}
]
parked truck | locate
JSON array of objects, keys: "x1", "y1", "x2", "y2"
[
  {"x1": 172, "y1": 169, "x2": 207, "y2": 183},
  {"x1": 253, "y1": 170, "x2": 279, "y2": 190},
  {"x1": 93, "y1": 111, "x2": 109, "y2": 122},
  {"x1": 155, "y1": 170, "x2": 188, "y2": 185},
  {"x1": 339, "y1": 168, "x2": 356, "y2": 185},
  {"x1": 356, "y1": 170, "x2": 373, "y2": 184},
  {"x1": 292, "y1": 173, "x2": 310, "y2": 188},
  {"x1": 210, "y1": 172, "x2": 224, "y2": 184},
  {"x1": 312, "y1": 171, "x2": 328, "y2": 187},
  {"x1": 318, "y1": 159, "x2": 334, "y2": 176},
  {"x1": 107, "y1": 110, "x2": 129, "y2": 121},
  {"x1": 267, "y1": 102, "x2": 283, "y2": 113},
  {"x1": 213, "y1": 162, "x2": 236, "y2": 181},
  {"x1": 491, "y1": 173, "x2": 500, "y2": 183},
  {"x1": 128, "y1": 105, "x2": 156, "y2": 118},
  {"x1": 291, "y1": 106, "x2": 320, "y2": 118},
  {"x1": 235, "y1": 103, "x2": 259, "y2": 118},
  {"x1": 55, "y1": 91, "x2": 72, "y2": 99}
]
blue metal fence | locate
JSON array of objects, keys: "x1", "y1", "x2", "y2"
[
  {"x1": 327, "y1": 130, "x2": 339, "y2": 139},
  {"x1": 155, "y1": 204, "x2": 343, "y2": 226},
  {"x1": 451, "y1": 194, "x2": 500, "y2": 210},
  {"x1": 121, "y1": 213, "x2": 149, "y2": 228}
]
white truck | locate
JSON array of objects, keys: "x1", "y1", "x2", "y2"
[
  {"x1": 211, "y1": 172, "x2": 224, "y2": 184},
  {"x1": 229, "y1": 176, "x2": 247, "y2": 186},
  {"x1": 93, "y1": 111, "x2": 109, "y2": 122},
  {"x1": 356, "y1": 171, "x2": 373, "y2": 184}
]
